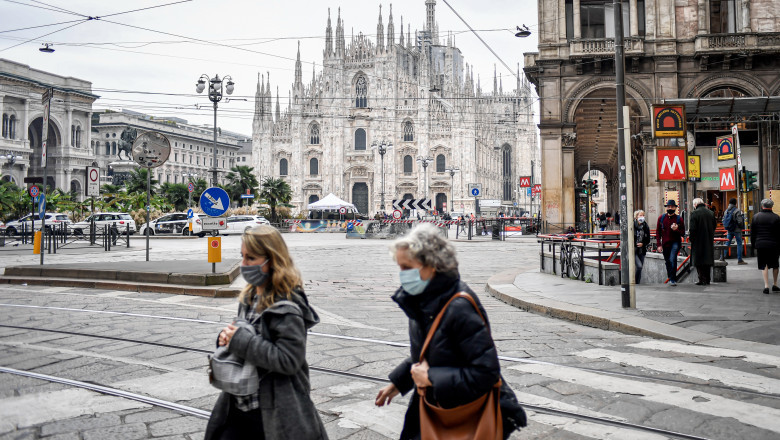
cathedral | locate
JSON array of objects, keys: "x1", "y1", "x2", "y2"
[{"x1": 252, "y1": 0, "x2": 538, "y2": 216}]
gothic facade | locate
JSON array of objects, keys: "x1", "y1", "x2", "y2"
[{"x1": 252, "y1": 0, "x2": 538, "y2": 215}]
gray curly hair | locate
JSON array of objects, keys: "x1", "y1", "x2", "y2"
[{"x1": 390, "y1": 223, "x2": 458, "y2": 274}]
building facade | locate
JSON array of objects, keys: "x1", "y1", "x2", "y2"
[
  {"x1": 0, "y1": 58, "x2": 98, "y2": 194},
  {"x1": 252, "y1": 0, "x2": 538, "y2": 215},
  {"x1": 525, "y1": 0, "x2": 780, "y2": 230}
]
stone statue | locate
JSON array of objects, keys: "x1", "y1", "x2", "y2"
[{"x1": 117, "y1": 127, "x2": 137, "y2": 161}]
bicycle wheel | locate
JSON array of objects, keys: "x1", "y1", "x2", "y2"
[
  {"x1": 570, "y1": 246, "x2": 583, "y2": 279},
  {"x1": 560, "y1": 245, "x2": 568, "y2": 277}
]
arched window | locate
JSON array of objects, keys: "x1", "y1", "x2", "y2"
[
  {"x1": 403, "y1": 121, "x2": 414, "y2": 142},
  {"x1": 436, "y1": 154, "x2": 446, "y2": 172},
  {"x1": 1, "y1": 114, "x2": 7, "y2": 138},
  {"x1": 105, "y1": 141, "x2": 110, "y2": 156},
  {"x1": 280, "y1": 158, "x2": 288, "y2": 176},
  {"x1": 502, "y1": 145, "x2": 512, "y2": 201},
  {"x1": 71, "y1": 125, "x2": 76, "y2": 146},
  {"x1": 310, "y1": 124, "x2": 320, "y2": 144},
  {"x1": 354, "y1": 128, "x2": 366, "y2": 150},
  {"x1": 310, "y1": 157, "x2": 319, "y2": 175},
  {"x1": 111, "y1": 142, "x2": 117, "y2": 156},
  {"x1": 8, "y1": 115, "x2": 16, "y2": 139},
  {"x1": 355, "y1": 76, "x2": 368, "y2": 108},
  {"x1": 75, "y1": 126, "x2": 81, "y2": 147},
  {"x1": 403, "y1": 155, "x2": 413, "y2": 174},
  {"x1": 308, "y1": 194, "x2": 319, "y2": 204}
]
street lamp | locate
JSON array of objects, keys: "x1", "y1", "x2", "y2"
[
  {"x1": 371, "y1": 139, "x2": 393, "y2": 212},
  {"x1": 416, "y1": 156, "x2": 433, "y2": 200},
  {"x1": 445, "y1": 167, "x2": 459, "y2": 214},
  {"x1": 196, "y1": 74, "x2": 234, "y2": 187},
  {"x1": 0, "y1": 153, "x2": 19, "y2": 166}
]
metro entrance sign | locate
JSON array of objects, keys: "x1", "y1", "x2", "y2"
[
  {"x1": 518, "y1": 176, "x2": 531, "y2": 188},
  {"x1": 656, "y1": 149, "x2": 687, "y2": 181},
  {"x1": 719, "y1": 167, "x2": 737, "y2": 191}
]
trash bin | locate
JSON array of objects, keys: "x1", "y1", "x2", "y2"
[{"x1": 492, "y1": 222, "x2": 501, "y2": 240}]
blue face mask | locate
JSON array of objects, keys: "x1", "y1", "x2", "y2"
[
  {"x1": 241, "y1": 260, "x2": 269, "y2": 286},
  {"x1": 400, "y1": 268, "x2": 430, "y2": 295}
]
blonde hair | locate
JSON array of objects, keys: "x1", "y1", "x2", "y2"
[
  {"x1": 634, "y1": 210, "x2": 645, "y2": 219},
  {"x1": 239, "y1": 225, "x2": 302, "y2": 311}
]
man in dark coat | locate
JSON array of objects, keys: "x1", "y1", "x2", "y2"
[
  {"x1": 689, "y1": 198, "x2": 716, "y2": 285},
  {"x1": 656, "y1": 200, "x2": 685, "y2": 286},
  {"x1": 751, "y1": 198, "x2": 780, "y2": 294}
]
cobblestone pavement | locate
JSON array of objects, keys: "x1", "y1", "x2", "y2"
[{"x1": 1, "y1": 234, "x2": 779, "y2": 439}]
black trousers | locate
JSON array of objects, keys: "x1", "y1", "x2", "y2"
[
  {"x1": 696, "y1": 265, "x2": 712, "y2": 285},
  {"x1": 218, "y1": 400, "x2": 264, "y2": 440}
]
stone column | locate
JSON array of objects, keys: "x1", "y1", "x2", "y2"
[
  {"x1": 697, "y1": 0, "x2": 708, "y2": 34},
  {"x1": 66, "y1": 108, "x2": 73, "y2": 148},
  {"x1": 629, "y1": 0, "x2": 639, "y2": 36},
  {"x1": 22, "y1": 99, "x2": 29, "y2": 146},
  {"x1": 640, "y1": 132, "x2": 661, "y2": 223},
  {"x1": 561, "y1": 132, "x2": 577, "y2": 229},
  {"x1": 573, "y1": 0, "x2": 582, "y2": 39},
  {"x1": 741, "y1": 0, "x2": 752, "y2": 32}
]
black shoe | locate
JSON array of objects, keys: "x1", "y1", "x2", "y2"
[
  {"x1": 695, "y1": 281, "x2": 705, "y2": 285},
  {"x1": 763, "y1": 288, "x2": 770, "y2": 294},
  {"x1": 738, "y1": 260, "x2": 748, "y2": 265},
  {"x1": 773, "y1": 285, "x2": 780, "y2": 292}
]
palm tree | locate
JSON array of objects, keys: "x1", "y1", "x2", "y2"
[
  {"x1": 225, "y1": 165, "x2": 259, "y2": 207},
  {"x1": 0, "y1": 181, "x2": 26, "y2": 221},
  {"x1": 192, "y1": 178, "x2": 208, "y2": 206},
  {"x1": 124, "y1": 168, "x2": 158, "y2": 195},
  {"x1": 159, "y1": 182, "x2": 189, "y2": 211},
  {"x1": 258, "y1": 177, "x2": 292, "y2": 223}
]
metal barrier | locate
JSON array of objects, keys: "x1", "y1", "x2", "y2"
[{"x1": 538, "y1": 234, "x2": 621, "y2": 285}]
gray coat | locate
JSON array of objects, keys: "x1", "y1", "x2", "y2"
[{"x1": 205, "y1": 291, "x2": 328, "y2": 440}]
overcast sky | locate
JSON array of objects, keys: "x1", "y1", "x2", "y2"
[{"x1": 0, "y1": 0, "x2": 539, "y2": 136}]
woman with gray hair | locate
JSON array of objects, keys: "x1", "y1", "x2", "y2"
[{"x1": 375, "y1": 223, "x2": 526, "y2": 439}]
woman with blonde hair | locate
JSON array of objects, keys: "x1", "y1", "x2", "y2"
[{"x1": 205, "y1": 225, "x2": 328, "y2": 440}]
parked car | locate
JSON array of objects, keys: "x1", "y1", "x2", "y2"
[
  {"x1": 220, "y1": 215, "x2": 270, "y2": 235},
  {"x1": 3, "y1": 213, "x2": 72, "y2": 235},
  {"x1": 138, "y1": 212, "x2": 204, "y2": 237},
  {"x1": 71, "y1": 212, "x2": 136, "y2": 235}
]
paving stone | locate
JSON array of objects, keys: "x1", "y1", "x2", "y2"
[
  {"x1": 82, "y1": 422, "x2": 148, "y2": 440},
  {"x1": 123, "y1": 409, "x2": 182, "y2": 424},
  {"x1": 40, "y1": 414, "x2": 121, "y2": 437},
  {"x1": 147, "y1": 417, "x2": 206, "y2": 437},
  {"x1": 40, "y1": 432, "x2": 80, "y2": 440}
]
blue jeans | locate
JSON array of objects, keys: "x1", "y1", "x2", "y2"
[
  {"x1": 663, "y1": 242, "x2": 681, "y2": 282},
  {"x1": 726, "y1": 230, "x2": 743, "y2": 261}
]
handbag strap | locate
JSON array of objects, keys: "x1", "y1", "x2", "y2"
[{"x1": 419, "y1": 292, "x2": 486, "y2": 362}]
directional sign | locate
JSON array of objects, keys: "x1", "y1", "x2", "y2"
[
  {"x1": 187, "y1": 182, "x2": 194, "y2": 193},
  {"x1": 187, "y1": 209, "x2": 194, "y2": 219},
  {"x1": 719, "y1": 167, "x2": 737, "y2": 191},
  {"x1": 38, "y1": 194, "x2": 46, "y2": 220},
  {"x1": 527, "y1": 188, "x2": 532, "y2": 197},
  {"x1": 391, "y1": 198, "x2": 433, "y2": 211},
  {"x1": 86, "y1": 166, "x2": 100, "y2": 197},
  {"x1": 519, "y1": 176, "x2": 531, "y2": 188},
  {"x1": 29, "y1": 185, "x2": 39, "y2": 198},
  {"x1": 200, "y1": 187, "x2": 230, "y2": 217},
  {"x1": 657, "y1": 149, "x2": 687, "y2": 181},
  {"x1": 468, "y1": 183, "x2": 482, "y2": 198}
]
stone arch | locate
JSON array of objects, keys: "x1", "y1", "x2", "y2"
[
  {"x1": 70, "y1": 179, "x2": 82, "y2": 195},
  {"x1": 564, "y1": 77, "x2": 651, "y2": 124},
  {"x1": 682, "y1": 73, "x2": 768, "y2": 98},
  {"x1": 352, "y1": 71, "x2": 369, "y2": 108}
]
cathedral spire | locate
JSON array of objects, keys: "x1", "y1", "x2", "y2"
[
  {"x1": 493, "y1": 64, "x2": 497, "y2": 95},
  {"x1": 266, "y1": 72, "x2": 272, "y2": 121},
  {"x1": 255, "y1": 73, "x2": 264, "y2": 119},
  {"x1": 325, "y1": 8, "x2": 333, "y2": 57},
  {"x1": 399, "y1": 15, "x2": 404, "y2": 46},
  {"x1": 275, "y1": 86, "x2": 280, "y2": 121},
  {"x1": 294, "y1": 41, "x2": 303, "y2": 88},
  {"x1": 425, "y1": 0, "x2": 437, "y2": 43},
  {"x1": 335, "y1": 7, "x2": 344, "y2": 57},
  {"x1": 387, "y1": 4, "x2": 394, "y2": 49},
  {"x1": 407, "y1": 24, "x2": 411, "y2": 49},
  {"x1": 376, "y1": 5, "x2": 384, "y2": 52}
]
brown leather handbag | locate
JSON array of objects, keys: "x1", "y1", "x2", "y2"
[{"x1": 417, "y1": 292, "x2": 503, "y2": 440}]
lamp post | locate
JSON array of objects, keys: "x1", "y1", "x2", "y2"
[
  {"x1": 196, "y1": 74, "x2": 234, "y2": 187},
  {"x1": 416, "y1": 156, "x2": 433, "y2": 200},
  {"x1": 445, "y1": 166, "x2": 459, "y2": 214},
  {"x1": 371, "y1": 139, "x2": 393, "y2": 213}
]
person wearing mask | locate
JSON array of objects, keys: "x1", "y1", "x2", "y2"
[
  {"x1": 723, "y1": 198, "x2": 747, "y2": 265},
  {"x1": 375, "y1": 224, "x2": 526, "y2": 439},
  {"x1": 633, "y1": 210, "x2": 651, "y2": 284},
  {"x1": 689, "y1": 198, "x2": 717, "y2": 286},
  {"x1": 751, "y1": 199, "x2": 780, "y2": 294},
  {"x1": 205, "y1": 225, "x2": 328, "y2": 440},
  {"x1": 656, "y1": 200, "x2": 685, "y2": 286}
]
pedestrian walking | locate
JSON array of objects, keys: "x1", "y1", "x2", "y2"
[
  {"x1": 598, "y1": 212, "x2": 608, "y2": 231},
  {"x1": 750, "y1": 199, "x2": 780, "y2": 294},
  {"x1": 633, "y1": 209, "x2": 650, "y2": 284},
  {"x1": 723, "y1": 198, "x2": 747, "y2": 264},
  {"x1": 656, "y1": 200, "x2": 685, "y2": 286},
  {"x1": 205, "y1": 225, "x2": 328, "y2": 440},
  {"x1": 375, "y1": 224, "x2": 526, "y2": 439},
  {"x1": 614, "y1": 210, "x2": 620, "y2": 227},
  {"x1": 689, "y1": 198, "x2": 716, "y2": 285}
]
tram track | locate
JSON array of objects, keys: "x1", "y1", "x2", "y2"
[{"x1": 0, "y1": 303, "x2": 777, "y2": 401}]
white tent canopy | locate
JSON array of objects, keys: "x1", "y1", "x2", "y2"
[{"x1": 307, "y1": 193, "x2": 356, "y2": 211}]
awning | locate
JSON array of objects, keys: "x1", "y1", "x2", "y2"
[
  {"x1": 307, "y1": 193, "x2": 356, "y2": 211},
  {"x1": 663, "y1": 96, "x2": 780, "y2": 121}
]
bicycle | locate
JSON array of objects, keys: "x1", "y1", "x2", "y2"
[{"x1": 559, "y1": 237, "x2": 583, "y2": 279}]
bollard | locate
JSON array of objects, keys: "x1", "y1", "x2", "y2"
[
  {"x1": 126, "y1": 223, "x2": 130, "y2": 248},
  {"x1": 33, "y1": 230, "x2": 42, "y2": 254}
]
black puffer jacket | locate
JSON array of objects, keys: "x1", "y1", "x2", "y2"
[
  {"x1": 751, "y1": 209, "x2": 780, "y2": 249},
  {"x1": 389, "y1": 272, "x2": 525, "y2": 440}
]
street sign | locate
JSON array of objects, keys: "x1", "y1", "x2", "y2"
[
  {"x1": 200, "y1": 187, "x2": 230, "y2": 217},
  {"x1": 532, "y1": 184, "x2": 542, "y2": 196},
  {"x1": 187, "y1": 209, "x2": 194, "y2": 219},
  {"x1": 132, "y1": 131, "x2": 171, "y2": 168},
  {"x1": 41, "y1": 101, "x2": 50, "y2": 167},
  {"x1": 716, "y1": 135, "x2": 734, "y2": 161},
  {"x1": 187, "y1": 182, "x2": 194, "y2": 193},
  {"x1": 480, "y1": 199, "x2": 501, "y2": 208},
  {"x1": 241, "y1": 194, "x2": 255, "y2": 199},
  {"x1": 29, "y1": 185, "x2": 39, "y2": 198},
  {"x1": 468, "y1": 183, "x2": 482, "y2": 197},
  {"x1": 391, "y1": 198, "x2": 433, "y2": 211},
  {"x1": 38, "y1": 194, "x2": 46, "y2": 220},
  {"x1": 688, "y1": 155, "x2": 701, "y2": 182},
  {"x1": 719, "y1": 167, "x2": 737, "y2": 191},
  {"x1": 339, "y1": 207, "x2": 347, "y2": 214},
  {"x1": 208, "y1": 237, "x2": 222, "y2": 263},
  {"x1": 23, "y1": 177, "x2": 43, "y2": 184},
  {"x1": 732, "y1": 125, "x2": 743, "y2": 170},
  {"x1": 657, "y1": 149, "x2": 687, "y2": 181},
  {"x1": 519, "y1": 176, "x2": 531, "y2": 188},
  {"x1": 202, "y1": 216, "x2": 227, "y2": 230},
  {"x1": 392, "y1": 209, "x2": 402, "y2": 219},
  {"x1": 86, "y1": 166, "x2": 100, "y2": 197},
  {"x1": 527, "y1": 188, "x2": 532, "y2": 197},
  {"x1": 652, "y1": 104, "x2": 686, "y2": 138}
]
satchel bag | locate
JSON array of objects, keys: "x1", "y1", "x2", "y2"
[
  {"x1": 417, "y1": 292, "x2": 503, "y2": 440},
  {"x1": 207, "y1": 306, "x2": 261, "y2": 396}
]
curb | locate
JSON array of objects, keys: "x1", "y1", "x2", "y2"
[
  {"x1": 485, "y1": 268, "x2": 780, "y2": 356},
  {"x1": 0, "y1": 275, "x2": 240, "y2": 298}
]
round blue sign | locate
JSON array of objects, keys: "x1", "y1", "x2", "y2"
[
  {"x1": 471, "y1": 188, "x2": 480, "y2": 196},
  {"x1": 200, "y1": 187, "x2": 230, "y2": 217}
]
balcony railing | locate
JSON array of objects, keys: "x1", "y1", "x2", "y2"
[
  {"x1": 695, "y1": 32, "x2": 780, "y2": 55},
  {"x1": 570, "y1": 37, "x2": 644, "y2": 58}
]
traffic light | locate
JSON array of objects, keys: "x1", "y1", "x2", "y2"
[
  {"x1": 581, "y1": 180, "x2": 589, "y2": 195},
  {"x1": 746, "y1": 170, "x2": 758, "y2": 190},
  {"x1": 591, "y1": 180, "x2": 599, "y2": 197},
  {"x1": 739, "y1": 169, "x2": 747, "y2": 192}
]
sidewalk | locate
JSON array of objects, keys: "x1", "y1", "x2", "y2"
[{"x1": 487, "y1": 258, "x2": 780, "y2": 356}]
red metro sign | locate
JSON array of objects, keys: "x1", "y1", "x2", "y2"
[
  {"x1": 519, "y1": 176, "x2": 531, "y2": 188},
  {"x1": 657, "y1": 149, "x2": 687, "y2": 181},
  {"x1": 719, "y1": 167, "x2": 737, "y2": 191}
]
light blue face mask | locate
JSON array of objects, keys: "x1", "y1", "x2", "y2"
[{"x1": 400, "y1": 268, "x2": 430, "y2": 295}]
